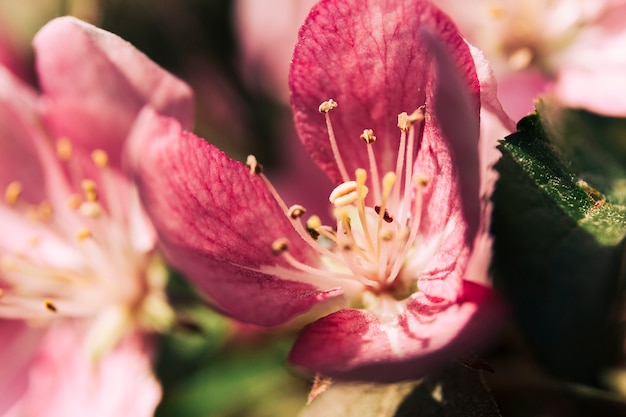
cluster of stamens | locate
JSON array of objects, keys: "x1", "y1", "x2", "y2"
[
  {"x1": 0, "y1": 137, "x2": 163, "y2": 325},
  {"x1": 247, "y1": 99, "x2": 428, "y2": 296}
]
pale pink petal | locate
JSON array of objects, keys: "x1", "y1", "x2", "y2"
[
  {"x1": 0, "y1": 66, "x2": 48, "y2": 204},
  {"x1": 19, "y1": 321, "x2": 160, "y2": 417},
  {"x1": 289, "y1": 282, "x2": 497, "y2": 380},
  {"x1": 33, "y1": 16, "x2": 194, "y2": 167},
  {"x1": 290, "y1": 0, "x2": 480, "y2": 185},
  {"x1": 128, "y1": 109, "x2": 341, "y2": 326},
  {"x1": 555, "y1": 2, "x2": 626, "y2": 116},
  {"x1": 0, "y1": 320, "x2": 43, "y2": 416}
]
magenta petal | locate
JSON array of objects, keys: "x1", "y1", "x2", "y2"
[
  {"x1": 290, "y1": 0, "x2": 480, "y2": 185},
  {"x1": 289, "y1": 282, "x2": 499, "y2": 381},
  {"x1": 33, "y1": 17, "x2": 194, "y2": 166},
  {"x1": 128, "y1": 109, "x2": 340, "y2": 326}
]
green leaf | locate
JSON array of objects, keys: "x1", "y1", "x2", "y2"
[{"x1": 492, "y1": 106, "x2": 626, "y2": 383}]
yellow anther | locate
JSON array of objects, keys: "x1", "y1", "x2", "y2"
[
  {"x1": 56, "y1": 138, "x2": 72, "y2": 160},
  {"x1": 77, "y1": 228, "x2": 92, "y2": 241},
  {"x1": 271, "y1": 238, "x2": 289, "y2": 255},
  {"x1": 245, "y1": 155, "x2": 263, "y2": 175},
  {"x1": 318, "y1": 99, "x2": 338, "y2": 113},
  {"x1": 79, "y1": 201, "x2": 102, "y2": 218},
  {"x1": 306, "y1": 215, "x2": 322, "y2": 231},
  {"x1": 91, "y1": 149, "x2": 109, "y2": 168},
  {"x1": 44, "y1": 299, "x2": 58, "y2": 312},
  {"x1": 288, "y1": 204, "x2": 307, "y2": 219},
  {"x1": 67, "y1": 194, "x2": 82, "y2": 210},
  {"x1": 37, "y1": 201, "x2": 53, "y2": 222},
  {"x1": 329, "y1": 181, "x2": 362, "y2": 207},
  {"x1": 397, "y1": 107, "x2": 425, "y2": 131},
  {"x1": 382, "y1": 172, "x2": 397, "y2": 191},
  {"x1": 381, "y1": 230, "x2": 394, "y2": 241},
  {"x1": 488, "y1": 6, "x2": 505, "y2": 18},
  {"x1": 360, "y1": 129, "x2": 376, "y2": 144},
  {"x1": 4, "y1": 181, "x2": 22, "y2": 205},
  {"x1": 81, "y1": 179, "x2": 98, "y2": 202}
]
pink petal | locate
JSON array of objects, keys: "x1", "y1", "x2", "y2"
[
  {"x1": 19, "y1": 321, "x2": 160, "y2": 417},
  {"x1": 0, "y1": 67, "x2": 48, "y2": 204},
  {"x1": 290, "y1": 0, "x2": 480, "y2": 186},
  {"x1": 289, "y1": 282, "x2": 498, "y2": 381},
  {"x1": 33, "y1": 16, "x2": 194, "y2": 167},
  {"x1": 0, "y1": 320, "x2": 43, "y2": 416},
  {"x1": 128, "y1": 108, "x2": 341, "y2": 326}
]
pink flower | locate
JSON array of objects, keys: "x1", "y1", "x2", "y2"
[
  {"x1": 0, "y1": 17, "x2": 193, "y2": 415},
  {"x1": 129, "y1": 0, "x2": 510, "y2": 381},
  {"x1": 432, "y1": 0, "x2": 626, "y2": 119}
]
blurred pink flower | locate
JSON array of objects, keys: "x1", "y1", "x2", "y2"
[
  {"x1": 0, "y1": 16, "x2": 193, "y2": 415},
  {"x1": 433, "y1": 0, "x2": 626, "y2": 119},
  {"x1": 130, "y1": 0, "x2": 511, "y2": 381}
]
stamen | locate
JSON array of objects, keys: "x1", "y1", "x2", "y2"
[
  {"x1": 44, "y1": 299, "x2": 58, "y2": 313},
  {"x1": 271, "y1": 238, "x2": 289, "y2": 256},
  {"x1": 318, "y1": 99, "x2": 338, "y2": 113},
  {"x1": 36, "y1": 201, "x2": 53, "y2": 222},
  {"x1": 81, "y1": 179, "x2": 98, "y2": 202},
  {"x1": 376, "y1": 172, "x2": 396, "y2": 257},
  {"x1": 374, "y1": 206, "x2": 393, "y2": 223},
  {"x1": 91, "y1": 149, "x2": 109, "y2": 168},
  {"x1": 305, "y1": 215, "x2": 322, "y2": 239},
  {"x1": 79, "y1": 201, "x2": 102, "y2": 218},
  {"x1": 4, "y1": 181, "x2": 22, "y2": 205},
  {"x1": 319, "y1": 99, "x2": 349, "y2": 182},
  {"x1": 361, "y1": 129, "x2": 381, "y2": 202},
  {"x1": 287, "y1": 205, "x2": 306, "y2": 219},
  {"x1": 355, "y1": 168, "x2": 375, "y2": 255},
  {"x1": 329, "y1": 181, "x2": 361, "y2": 207},
  {"x1": 77, "y1": 228, "x2": 92, "y2": 241},
  {"x1": 359, "y1": 129, "x2": 376, "y2": 144},
  {"x1": 67, "y1": 194, "x2": 82, "y2": 210},
  {"x1": 56, "y1": 138, "x2": 72, "y2": 161},
  {"x1": 246, "y1": 155, "x2": 263, "y2": 175},
  {"x1": 397, "y1": 108, "x2": 425, "y2": 132}
]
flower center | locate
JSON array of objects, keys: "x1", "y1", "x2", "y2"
[
  {"x1": 0, "y1": 138, "x2": 173, "y2": 355},
  {"x1": 251, "y1": 100, "x2": 428, "y2": 300}
]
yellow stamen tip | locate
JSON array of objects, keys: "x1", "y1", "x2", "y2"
[
  {"x1": 318, "y1": 99, "x2": 338, "y2": 113},
  {"x1": 382, "y1": 172, "x2": 397, "y2": 190},
  {"x1": 271, "y1": 238, "x2": 289, "y2": 255},
  {"x1": 397, "y1": 107, "x2": 425, "y2": 131},
  {"x1": 81, "y1": 179, "x2": 98, "y2": 202},
  {"x1": 306, "y1": 215, "x2": 322, "y2": 231},
  {"x1": 91, "y1": 149, "x2": 109, "y2": 168},
  {"x1": 79, "y1": 201, "x2": 102, "y2": 218},
  {"x1": 36, "y1": 201, "x2": 53, "y2": 222},
  {"x1": 67, "y1": 194, "x2": 82, "y2": 210},
  {"x1": 245, "y1": 155, "x2": 263, "y2": 175},
  {"x1": 360, "y1": 129, "x2": 376, "y2": 144},
  {"x1": 4, "y1": 181, "x2": 22, "y2": 205},
  {"x1": 287, "y1": 204, "x2": 307, "y2": 219},
  {"x1": 56, "y1": 138, "x2": 72, "y2": 161},
  {"x1": 77, "y1": 228, "x2": 92, "y2": 241}
]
